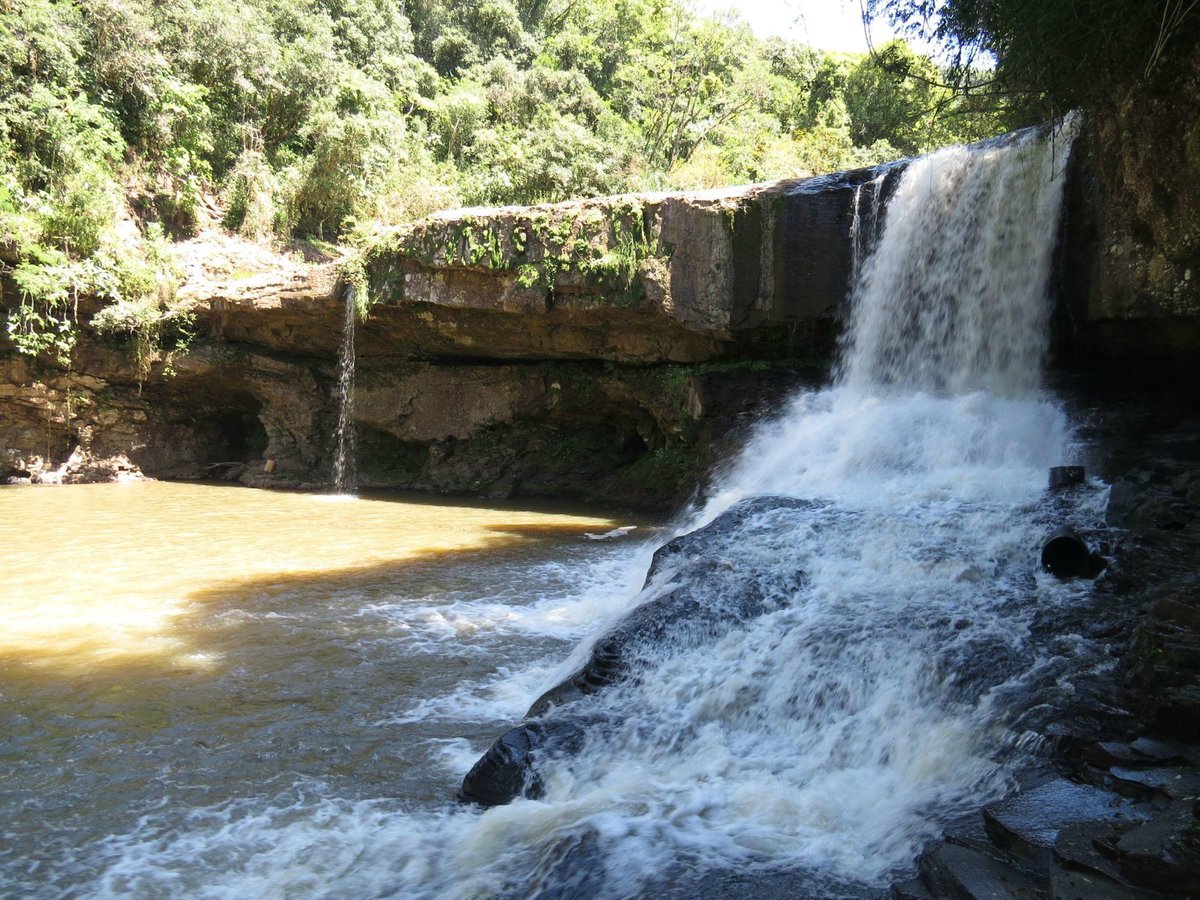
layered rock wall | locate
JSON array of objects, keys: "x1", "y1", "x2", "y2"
[
  {"x1": 1063, "y1": 53, "x2": 1200, "y2": 374},
  {"x1": 2, "y1": 113, "x2": 1197, "y2": 506},
  {"x1": 1, "y1": 178, "x2": 873, "y2": 506}
]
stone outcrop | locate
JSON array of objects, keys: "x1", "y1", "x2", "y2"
[
  {"x1": 0, "y1": 178, "x2": 873, "y2": 503},
  {"x1": 892, "y1": 387, "x2": 1200, "y2": 900},
  {"x1": 1063, "y1": 52, "x2": 1200, "y2": 375},
  {"x1": 3, "y1": 108, "x2": 1199, "y2": 503},
  {"x1": 359, "y1": 177, "x2": 884, "y2": 364},
  {"x1": 461, "y1": 495, "x2": 816, "y2": 807}
]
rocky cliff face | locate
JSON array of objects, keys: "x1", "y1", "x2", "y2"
[
  {"x1": 1, "y1": 180, "x2": 869, "y2": 506},
  {"x1": 1064, "y1": 53, "x2": 1200, "y2": 374},
  {"x1": 2, "y1": 113, "x2": 1196, "y2": 506}
]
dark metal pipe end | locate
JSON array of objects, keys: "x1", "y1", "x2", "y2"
[{"x1": 1041, "y1": 526, "x2": 1103, "y2": 579}]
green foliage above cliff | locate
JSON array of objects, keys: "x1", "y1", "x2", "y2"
[
  {"x1": 0, "y1": 0, "x2": 1014, "y2": 361},
  {"x1": 869, "y1": 0, "x2": 1200, "y2": 115}
]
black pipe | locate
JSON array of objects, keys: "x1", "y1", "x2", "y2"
[{"x1": 1041, "y1": 526, "x2": 1102, "y2": 579}]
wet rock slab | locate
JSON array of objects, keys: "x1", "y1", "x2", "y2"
[
  {"x1": 460, "y1": 495, "x2": 824, "y2": 807},
  {"x1": 1114, "y1": 800, "x2": 1200, "y2": 894},
  {"x1": 917, "y1": 842, "x2": 1043, "y2": 899},
  {"x1": 983, "y1": 778, "x2": 1144, "y2": 861}
]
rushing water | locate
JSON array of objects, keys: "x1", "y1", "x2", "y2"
[
  {"x1": 0, "y1": 483, "x2": 654, "y2": 897},
  {"x1": 1, "y1": 124, "x2": 1114, "y2": 899}
]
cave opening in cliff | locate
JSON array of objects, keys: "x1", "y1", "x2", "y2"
[
  {"x1": 355, "y1": 426, "x2": 427, "y2": 485},
  {"x1": 127, "y1": 376, "x2": 273, "y2": 480},
  {"x1": 204, "y1": 405, "x2": 269, "y2": 467}
]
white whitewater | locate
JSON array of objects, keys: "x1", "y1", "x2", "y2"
[
  {"x1": 839, "y1": 131, "x2": 1067, "y2": 395},
  {"x1": 333, "y1": 283, "x2": 357, "y2": 493},
  {"x1": 849, "y1": 170, "x2": 886, "y2": 290},
  {"x1": 84, "y1": 124, "x2": 1104, "y2": 898}
]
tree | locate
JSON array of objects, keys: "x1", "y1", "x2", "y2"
[
  {"x1": 844, "y1": 41, "x2": 937, "y2": 154},
  {"x1": 867, "y1": 0, "x2": 1199, "y2": 115}
]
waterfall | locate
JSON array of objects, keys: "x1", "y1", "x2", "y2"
[
  {"x1": 333, "y1": 283, "x2": 356, "y2": 493},
  {"x1": 99, "y1": 125, "x2": 1105, "y2": 899},
  {"x1": 460, "y1": 122, "x2": 1098, "y2": 894},
  {"x1": 848, "y1": 170, "x2": 886, "y2": 291},
  {"x1": 838, "y1": 130, "x2": 1069, "y2": 395}
]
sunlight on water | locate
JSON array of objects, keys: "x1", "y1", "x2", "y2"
[
  {"x1": 0, "y1": 482, "x2": 655, "y2": 898},
  {"x1": 0, "y1": 481, "x2": 629, "y2": 669}
]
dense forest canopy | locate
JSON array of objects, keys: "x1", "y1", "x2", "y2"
[
  {"x1": 871, "y1": 0, "x2": 1199, "y2": 114},
  {"x1": 0, "y1": 0, "x2": 1130, "y2": 360}
]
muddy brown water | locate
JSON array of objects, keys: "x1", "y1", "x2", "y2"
[{"x1": 0, "y1": 481, "x2": 657, "y2": 897}]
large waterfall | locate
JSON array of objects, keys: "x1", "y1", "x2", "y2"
[
  {"x1": 70, "y1": 124, "x2": 1111, "y2": 899},
  {"x1": 450, "y1": 123, "x2": 1101, "y2": 895}
]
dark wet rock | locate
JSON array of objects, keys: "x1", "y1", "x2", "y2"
[
  {"x1": 1154, "y1": 685, "x2": 1200, "y2": 741},
  {"x1": 1147, "y1": 598, "x2": 1200, "y2": 630},
  {"x1": 1115, "y1": 800, "x2": 1200, "y2": 894},
  {"x1": 644, "y1": 866, "x2": 888, "y2": 900},
  {"x1": 460, "y1": 719, "x2": 591, "y2": 807},
  {"x1": 523, "y1": 582, "x2": 760, "y2": 717},
  {"x1": 943, "y1": 811, "x2": 1004, "y2": 856},
  {"x1": 1108, "y1": 767, "x2": 1200, "y2": 802},
  {"x1": 1050, "y1": 466, "x2": 1087, "y2": 490},
  {"x1": 527, "y1": 495, "x2": 814, "y2": 717},
  {"x1": 1084, "y1": 742, "x2": 1151, "y2": 768},
  {"x1": 527, "y1": 828, "x2": 607, "y2": 900},
  {"x1": 983, "y1": 779, "x2": 1145, "y2": 864},
  {"x1": 891, "y1": 878, "x2": 937, "y2": 900},
  {"x1": 1048, "y1": 858, "x2": 1159, "y2": 900},
  {"x1": 465, "y1": 494, "x2": 820, "y2": 807},
  {"x1": 1106, "y1": 463, "x2": 1200, "y2": 535},
  {"x1": 642, "y1": 495, "x2": 825, "y2": 584},
  {"x1": 891, "y1": 393, "x2": 1200, "y2": 899},
  {"x1": 525, "y1": 628, "x2": 638, "y2": 717},
  {"x1": 1053, "y1": 821, "x2": 1135, "y2": 886},
  {"x1": 1129, "y1": 737, "x2": 1200, "y2": 766},
  {"x1": 917, "y1": 843, "x2": 1044, "y2": 899},
  {"x1": 460, "y1": 725, "x2": 543, "y2": 806}
]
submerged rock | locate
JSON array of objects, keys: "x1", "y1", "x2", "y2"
[
  {"x1": 917, "y1": 842, "x2": 1043, "y2": 899},
  {"x1": 1049, "y1": 465, "x2": 1086, "y2": 490},
  {"x1": 983, "y1": 778, "x2": 1144, "y2": 861},
  {"x1": 461, "y1": 495, "x2": 816, "y2": 806},
  {"x1": 527, "y1": 495, "x2": 814, "y2": 717},
  {"x1": 459, "y1": 720, "x2": 593, "y2": 806}
]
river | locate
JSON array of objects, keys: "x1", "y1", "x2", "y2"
[
  {"x1": 0, "y1": 483, "x2": 656, "y2": 897},
  {"x1": 1, "y1": 121, "x2": 1113, "y2": 899}
]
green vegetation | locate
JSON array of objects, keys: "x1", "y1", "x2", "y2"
[
  {"x1": 869, "y1": 0, "x2": 1200, "y2": 117},
  {"x1": 0, "y1": 0, "x2": 1022, "y2": 363}
]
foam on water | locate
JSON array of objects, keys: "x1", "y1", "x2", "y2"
[{"x1": 67, "y1": 124, "x2": 1103, "y2": 898}]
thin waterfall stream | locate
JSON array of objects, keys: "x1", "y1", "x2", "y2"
[
  {"x1": 333, "y1": 283, "x2": 357, "y2": 494},
  {"x1": 0, "y1": 123, "x2": 1115, "y2": 898},
  {"x1": 848, "y1": 169, "x2": 887, "y2": 290}
]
